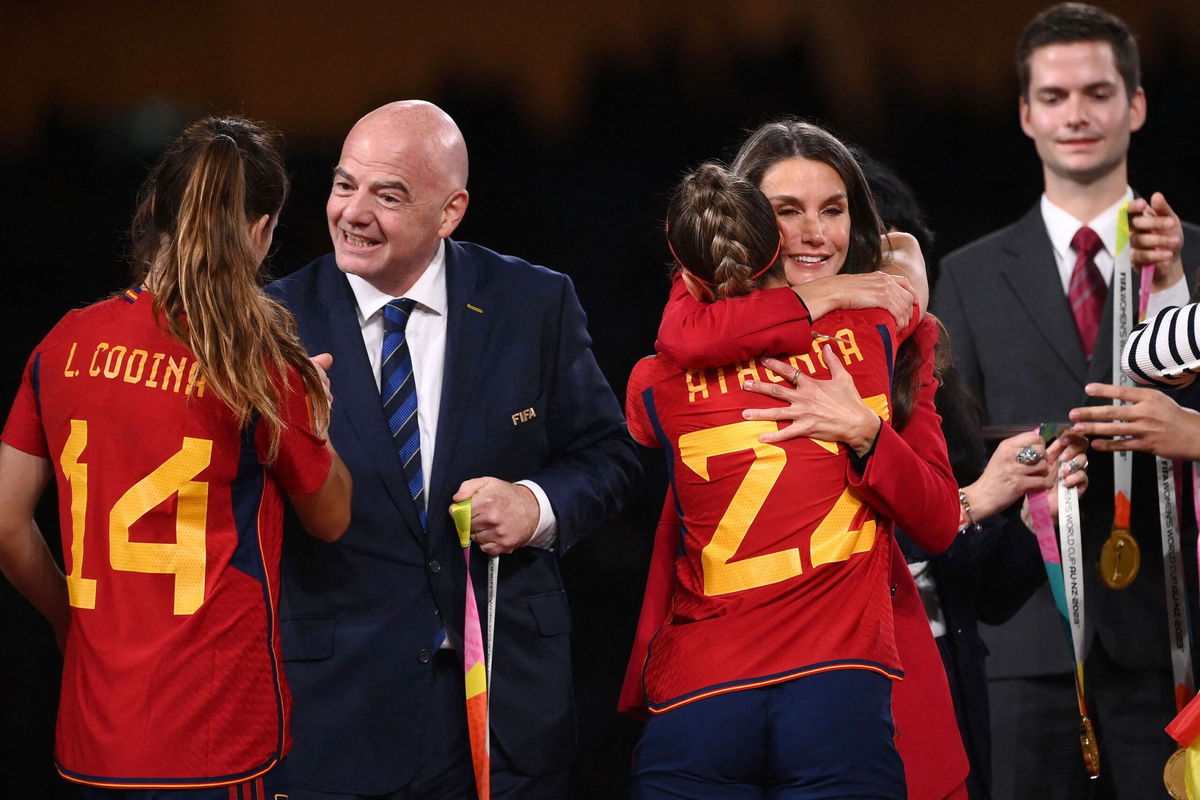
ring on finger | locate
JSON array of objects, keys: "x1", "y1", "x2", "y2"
[
  {"x1": 1016, "y1": 445, "x2": 1044, "y2": 466},
  {"x1": 1066, "y1": 457, "x2": 1085, "y2": 474},
  {"x1": 792, "y1": 368, "x2": 803, "y2": 385}
]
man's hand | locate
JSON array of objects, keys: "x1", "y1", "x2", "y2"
[
  {"x1": 1069, "y1": 382, "x2": 1200, "y2": 461},
  {"x1": 311, "y1": 352, "x2": 334, "y2": 404},
  {"x1": 451, "y1": 477, "x2": 540, "y2": 555},
  {"x1": 793, "y1": 273, "x2": 916, "y2": 331},
  {"x1": 1130, "y1": 192, "x2": 1185, "y2": 291}
]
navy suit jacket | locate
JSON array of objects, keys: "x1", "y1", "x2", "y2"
[
  {"x1": 267, "y1": 240, "x2": 640, "y2": 794},
  {"x1": 933, "y1": 203, "x2": 1200, "y2": 679}
]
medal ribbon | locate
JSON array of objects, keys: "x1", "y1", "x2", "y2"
[
  {"x1": 1163, "y1": 467, "x2": 1200, "y2": 797},
  {"x1": 1026, "y1": 425, "x2": 1100, "y2": 777},
  {"x1": 1157, "y1": 457, "x2": 1195, "y2": 711},
  {"x1": 1111, "y1": 202, "x2": 1135, "y2": 560},
  {"x1": 1118, "y1": 205, "x2": 1196, "y2": 711},
  {"x1": 451, "y1": 499, "x2": 491, "y2": 800}
]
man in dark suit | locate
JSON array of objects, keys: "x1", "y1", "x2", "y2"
[
  {"x1": 268, "y1": 100, "x2": 640, "y2": 800},
  {"x1": 932, "y1": 5, "x2": 1199, "y2": 799}
]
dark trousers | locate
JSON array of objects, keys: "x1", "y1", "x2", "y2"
[
  {"x1": 289, "y1": 650, "x2": 568, "y2": 800},
  {"x1": 988, "y1": 641, "x2": 1176, "y2": 800},
  {"x1": 631, "y1": 670, "x2": 904, "y2": 800}
]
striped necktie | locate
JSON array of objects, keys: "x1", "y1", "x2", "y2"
[
  {"x1": 381, "y1": 298, "x2": 426, "y2": 528},
  {"x1": 1068, "y1": 225, "x2": 1106, "y2": 361}
]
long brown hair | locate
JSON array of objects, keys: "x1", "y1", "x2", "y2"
[
  {"x1": 130, "y1": 116, "x2": 328, "y2": 460},
  {"x1": 666, "y1": 162, "x2": 783, "y2": 300},
  {"x1": 731, "y1": 119, "x2": 924, "y2": 424},
  {"x1": 730, "y1": 120, "x2": 884, "y2": 276}
]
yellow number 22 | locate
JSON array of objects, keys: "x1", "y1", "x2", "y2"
[{"x1": 678, "y1": 420, "x2": 875, "y2": 597}]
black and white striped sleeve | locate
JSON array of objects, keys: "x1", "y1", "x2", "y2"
[{"x1": 1122, "y1": 304, "x2": 1200, "y2": 387}]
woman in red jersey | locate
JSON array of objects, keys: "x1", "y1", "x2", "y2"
[
  {"x1": 626, "y1": 122, "x2": 1086, "y2": 800},
  {"x1": 0, "y1": 116, "x2": 351, "y2": 799},
  {"x1": 627, "y1": 154, "x2": 944, "y2": 800}
]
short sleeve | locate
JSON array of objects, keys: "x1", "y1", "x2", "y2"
[
  {"x1": 1122, "y1": 305, "x2": 1199, "y2": 388},
  {"x1": 625, "y1": 359, "x2": 660, "y2": 449},
  {"x1": 2, "y1": 351, "x2": 49, "y2": 458},
  {"x1": 257, "y1": 367, "x2": 332, "y2": 495}
]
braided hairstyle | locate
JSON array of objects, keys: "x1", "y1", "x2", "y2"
[{"x1": 665, "y1": 162, "x2": 782, "y2": 300}]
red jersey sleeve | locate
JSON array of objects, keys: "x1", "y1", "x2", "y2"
[
  {"x1": 655, "y1": 274, "x2": 814, "y2": 368},
  {"x1": 256, "y1": 367, "x2": 332, "y2": 496},
  {"x1": 3, "y1": 344, "x2": 52, "y2": 458},
  {"x1": 847, "y1": 316, "x2": 958, "y2": 553},
  {"x1": 625, "y1": 357, "x2": 661, "y2": 449},
  {"x1": 618, "y1": 491, "x2": 680, "y2": 719}
]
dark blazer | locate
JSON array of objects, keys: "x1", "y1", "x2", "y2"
[
  {"x1": 932, "y1": 203, "x2": 1200, "y2": 679},
  {"x1": 267, "y1": 241, "x2": 640, "y2": 795}
]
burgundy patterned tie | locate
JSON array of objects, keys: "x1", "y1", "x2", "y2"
[{"x1": 1068, "y1": 226, "x2": 1106, "y2": 360}]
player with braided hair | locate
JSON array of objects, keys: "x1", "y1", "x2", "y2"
[
  {"x1": 626, "y1": 152, "x2": 957, "y2": 798},
  {"x1": 663, "y1": 162, "x2": 782, "y2": 301}
]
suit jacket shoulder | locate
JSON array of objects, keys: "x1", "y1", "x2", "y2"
[{"x1": 939, "y1": 205, "x2": 1047, "y2": 279}]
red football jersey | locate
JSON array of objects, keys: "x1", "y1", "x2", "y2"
[
  {"x1": 626, "y1": 307, "x2": 903, "y2": 713},
  {"x1": 2, "y1": 289, "x2": 332, "y2": 788}
]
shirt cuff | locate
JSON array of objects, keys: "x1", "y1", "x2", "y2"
[
  {"x1": 516, "y1": 479, "x2": 558, "y2": 549},
  {"x1": 846, "y1": 423, "x2": 881, "y2": 475},
  {"x1": 1146, "y1": 275, "x2": 1189, "y2": 318}
]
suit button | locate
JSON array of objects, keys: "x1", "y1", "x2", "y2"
[
  {"x1": 428, "y1": 560, "x2": 441, "y2": 573},
  {"x1": 417, "y1": 648, "x2": 433, "y2": 664}
]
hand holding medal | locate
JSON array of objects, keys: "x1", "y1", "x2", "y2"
[{"x1": 1023, "y1": 422, "x2": 1099, "y2": 779}]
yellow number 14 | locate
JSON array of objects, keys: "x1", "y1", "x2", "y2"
[{"x1": 60, "y1": 419, "x2": 213, "y2": 615}]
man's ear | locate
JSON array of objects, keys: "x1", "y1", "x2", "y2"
[
  {"x1": 1128, "y1": 86, "x2": 1147, "y2": 134},
  {"x1": 437, "y1": 189, "x2": 470, "y2": 238},
  {"x1": 1018, "y1": 96, "x2": 1034, "y2": 141}
]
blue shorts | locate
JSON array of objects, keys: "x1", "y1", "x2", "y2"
[
  {"x1": 78, "y1": 763, "x2": 287, "y2": 800},
  {"x1": 631, "y1": 669, "x2": 904, "y2": 800}
]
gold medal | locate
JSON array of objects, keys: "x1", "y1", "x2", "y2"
[
  {"x1": 1164, "y1": 747, "x2": 1187, "y2": 799},
  {"x1": 1079, "y1": 715, "x2": 1101, "y2": 778},
  {"x1": 1099, "y1": 527, "x2": 1140, "y2": 590}
]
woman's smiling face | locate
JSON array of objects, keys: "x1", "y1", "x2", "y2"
[{"x1": 758, "y1": 157, "x2": 850, "y2": 285}]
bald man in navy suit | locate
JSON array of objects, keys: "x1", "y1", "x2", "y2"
[{"x1": 269, "y1": 100, "x2": 640, "y2": 800}]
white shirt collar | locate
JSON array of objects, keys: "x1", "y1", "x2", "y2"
[
  {"x1": 1040, "y1": 187, "x2": 1134, "y2": 262},
  {"x1": 344, "y1": 239, "x2": 448, "y2": 321}
]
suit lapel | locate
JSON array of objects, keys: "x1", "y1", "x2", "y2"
[
  {"x1": 315, "y1": 260, "x2": 425, "y2": 535},
  {"x1": 999, "y1": 205, "x2": 1089, "y2": 385},
  {"x1": 430, "y1": 241, "x2": 494, "y2": 509}
]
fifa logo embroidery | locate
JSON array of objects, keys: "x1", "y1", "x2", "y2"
[{"x1": 512, "y1": 407, "x2": 537, "y2": 426}]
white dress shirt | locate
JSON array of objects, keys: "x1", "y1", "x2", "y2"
[
  {"x1": 344, "y1": 240, "x2": 557, "y2": 548},
  {"x1": 1041, "y1": 189, "x2": 1188, "y2": 319}
]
